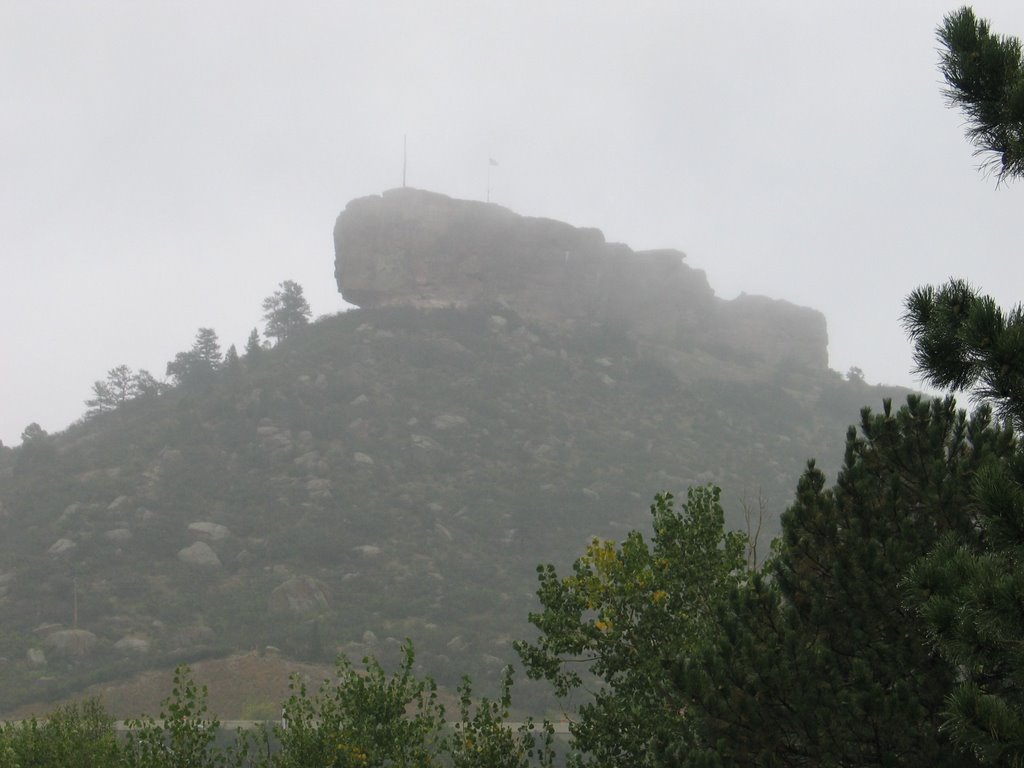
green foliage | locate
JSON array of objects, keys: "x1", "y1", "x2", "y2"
[
  {"x1": 0, "y1": 651, "x2": 560, "y2": 768},
  {"x1": 938, "y1": 7, "x2": 1024, "y2": 182},
  {"x1": 262, "y1": 281, "x2": 311, "y2": 344},
  {"x1": 446, "y1": 667, "x2": 556, "y2": 768},
  {"x1": 677, "y1": 395, "x2": 1012, "y2": 768},
  {"x1": 0, "y1": 699, "x2": 120, "y2": 768},
  {"x1": 516, "y1": 486, "x2": 747, "y2": 767},
  {"x1": 903, "y1": 282, "x2": 1024, "y2": 765},
  {"x1": 0, "y1": 305, "x2": 904, "y2": 714},
  {"x1": 903, "y1": 278, "x2": 1024, "y2": 431},
  {"x1": 270, "y1": 640, "x2": 446, "y2": 767},
  {"x1": 122, "y1": 664, "x2": 245, "y2": 768}
]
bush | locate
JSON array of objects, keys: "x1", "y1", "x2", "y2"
[{"x1": 0, "y1": 698, "x2": 120, "y2": 768}]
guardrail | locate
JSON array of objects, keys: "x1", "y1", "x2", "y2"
[{"x1": 1, "y1": 719, "x2": 572, "y2": 735}]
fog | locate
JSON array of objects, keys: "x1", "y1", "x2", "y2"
[{"x1": 2, "y1": 1, "x2": 1023, "y2": 446}]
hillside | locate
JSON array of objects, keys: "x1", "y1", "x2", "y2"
[{"x1": 0, "y1": 191, "x2": 911, "y2": 716}]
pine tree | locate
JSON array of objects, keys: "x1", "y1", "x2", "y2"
[
  {"x1": 223, "y1": 344, "x2": 242, "y2": 384},
  {"x1": 676, "y1": 396, "x2": 1012, "y2": 768},
  {"x1": 895, "y1": 9, "x2": 1024, "y2": 759},
  {"x1": 166, "y1": 328, "x2": 222, "y2": 385},
  {"x1": 244, "y1": 328, "x2": 262, "y2": 359},
  {"x1": 902, "y1": 282, "x2": 1024, "y2": 764},
  {"x1": 262, "y1": 280, "x2": 311, "y2": 344},
  {"x1": 192, "y1": 327, "x2": 221, "y2": 369},
  {"x1": 903, "y1": 278, "x2": 1024, "y2": 431},
  {"x1": 86, "y1": 365, "x2": 144, "y2": 415},
  {"x1": 938, "y1": 7, "x2": 1024, "y2": 182},
  {"x1": 132, "y1": 369, "x2": 162, "y2": 398}
]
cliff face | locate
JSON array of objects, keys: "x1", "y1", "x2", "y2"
[{"x1": 334, "y1": 188, "x2": 828, "y2": 370}]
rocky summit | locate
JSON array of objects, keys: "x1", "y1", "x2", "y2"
[
  {"x1": 0, "y1": 189, "x2": 906, "y2": 716},
  {"x1": 335, "y1": 188, "x2": 828, "y2": 372}
]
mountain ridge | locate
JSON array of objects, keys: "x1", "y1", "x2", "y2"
[{"x1": 0, "y1": 193, "x2": 908, "y2": 716}]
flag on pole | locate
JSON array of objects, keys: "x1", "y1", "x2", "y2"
[{"x1": 489, "y1": 157, "x2": 499, "y2": 166}]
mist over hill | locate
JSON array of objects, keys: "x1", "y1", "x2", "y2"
[{"x1": 0, "y1": 190, "x2": 910, "y2": 715}]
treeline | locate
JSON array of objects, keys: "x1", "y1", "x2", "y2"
[
  {"x1": 84, "y1": 280, "x2": 312, "y2": 418},
  {"x1": 0, "y1": 645, "x2": 557, "y2": 768}
]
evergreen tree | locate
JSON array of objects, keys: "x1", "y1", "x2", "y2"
[
  {"x1": 903, "y1": 278, "x2": 1024, "y2": 431},
  {"x1": 20, "y1": 422, "x2": 47, "y2": 444},
  {"x1": 903, "y1": 282, "x2": 1024, "y2": 764},
  {"x1": 132, "y1": 369, "x2": 162, "y2": 398},
  {"x1": 223, "y1": 344, "x2": 240, "y2": 369},
  {"x1": 166, "y1": 328, "x2": 222, "y2": 385},
  {"x1": 897, "y1": 9, "x2": 1024, "y2": 759},
  {"x1": 85, "y1": 365, "x2": 137, "y2": 415},
  {"x1": 244, "y1": 327, "x2": 262, "y2": 359},
  {"x1": 262, "y1": 280, "x2": 311, "y2": 344},
  {"x1": 223, "y1": 344, "x2": 242, "y2": 385},
  {"x1": 192, "y1": 327, "x2": 221, "y2": 369},
  {"x1": 675, "y1": 396, "x2": 1012, "y2": 768},
  {"x1": 938, "y1": 7, "x2": 1024, "y2": 182}
]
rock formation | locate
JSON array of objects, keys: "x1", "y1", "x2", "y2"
[
  {"x1": 268, "y1": 576, "x2": 330, "y2": 617},
  {"x1": 335, "y1": 188, "x2": 828, "y2": 370}
]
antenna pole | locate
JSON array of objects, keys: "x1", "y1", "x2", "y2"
[{"x1": 403, "y1": 135, "x2": 407, "y2": 188}]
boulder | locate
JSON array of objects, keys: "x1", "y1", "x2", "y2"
[
  {"x1": 187, "y1": 522, "x2": 230, "y2": 541},
  {"x1": 177, "y1": 541, "x2": 222, "y2": 568},
  {"x1": 114, "y1": 635, "x2": 150, "y2": 655},
  {"x1": 44, "y1": 629, "x2": 98, "y2": 658},
  {"x1": 108, "y1": 495, "x2": 132, "y2": 512},
  {"x1": 432, "y1": 413, "x2": 466, "y2": 430},
  {"x1": 171, "y1": 623, "x2": 214, "y2": 648},
  {"x1": 268, "y1": 576, "x2": 330, "y2": 617},
  {"x1": 48, "y1": 538, "x2": 76, "y2": 555}
]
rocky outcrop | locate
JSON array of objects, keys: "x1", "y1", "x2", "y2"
[
  {"x1": 188, "y1": 522, "x2": 230, "y2": 541},
  {"x1": 177, "y1": 541, "x2": 222, "y2": 568},
  {"x1": 268, "y1": 576, "x2": 330, "y2": 617},
  {"x1": 44, "y1": 629, "x2": 98, "y2": 658},
  {"x1": 334, "y1": 188, "x2": 828, "y2": 370}
]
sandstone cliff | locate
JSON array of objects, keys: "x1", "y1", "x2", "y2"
[{"x1": 334, "y1": 188, "x2": 827, "y2": 371}]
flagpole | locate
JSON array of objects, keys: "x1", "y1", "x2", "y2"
[{"x1": 487, "y1": 157, "x2": 498, "y2": 202}]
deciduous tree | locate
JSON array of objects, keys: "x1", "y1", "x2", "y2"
[{"x1": 516, "y1": 487, "x2": 747, "y2": 767}]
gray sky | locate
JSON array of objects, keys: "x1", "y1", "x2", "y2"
[{"x1": 3, "y1": 1, "x2": 1023, "y2": 447}]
